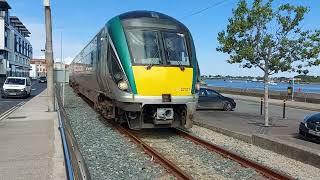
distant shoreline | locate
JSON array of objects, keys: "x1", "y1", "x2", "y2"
[
  {"x1": 204, "y1": 79, "x2": 320, "y2": 94},
  {"x1": 202, "y1": 78, "x2": 320, "y2": 84},
  {"x1": 206, "y1": 85, "x2": 320, "y2": 104}
]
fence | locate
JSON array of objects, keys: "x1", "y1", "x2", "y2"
[
  {"x1": 209, "y1": 86, "x2": 320, "y2": 104},
  {"x1": 55, "y1": 85, "x2": 91, "y2": 180}
]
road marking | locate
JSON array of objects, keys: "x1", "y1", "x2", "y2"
[{"x1": 0, "y1": 101, "x2": 26, "y2": 121}]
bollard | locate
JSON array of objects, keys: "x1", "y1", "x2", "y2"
[
  {"x1": 260, "y1": 97, "x2": 263, "y2": 115},
  {"x1": 283, "y1": 99, "x2": 286, "y2": 119}
]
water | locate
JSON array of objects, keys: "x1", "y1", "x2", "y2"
[{"x1": 205, "y1": 79, "x2": 320, "y2": 94}]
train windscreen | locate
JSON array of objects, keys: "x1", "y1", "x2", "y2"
[{"x1": 126, "y1": 29, "x2": 190, "y2": 66}]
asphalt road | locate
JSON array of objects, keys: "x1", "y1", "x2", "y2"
[
  {"x1": 0, "y1": 81, "x2": 47, "y2": 115},
  {"x1": 195, "y1": 98, "x2": 320, "y2": 150}
]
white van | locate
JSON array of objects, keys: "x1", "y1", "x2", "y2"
[{"x1": 1, "y1": 77, "x2": 32, "y2": 98}]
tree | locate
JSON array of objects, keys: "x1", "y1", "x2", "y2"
[{"x1": 217, "y1": 0, "x2": 320, "y2": 126}]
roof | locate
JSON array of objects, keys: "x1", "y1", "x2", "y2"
[
  {"x1": 10, "y1": 16, "x2": 31, "y2": 37},
  {"x1": 119, "y1": 11, "x2": 176, "y2": 21},
  {"x1": 6, "y1": 77, "x2": 29, "y2": 79},
  {"x1": 117, "y1": 10, "x2": 188, "y2": 31},
  {"x1": 30, "y1": 59, "x2": 46, "y2": 64},
  {"x1": 0, "y1": 0, "x2": 11, "y2": 10}
]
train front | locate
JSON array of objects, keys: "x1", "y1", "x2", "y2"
[{"x1": 108, "y1": 11, "x2": 200, "y2": 129}]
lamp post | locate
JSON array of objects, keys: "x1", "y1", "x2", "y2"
[
  {"x1": 59, "y1": 29, "x2": 65, "y2": 106},
  {"x1": 44, "y1": 0, "x2": 55, "y2": 112}
]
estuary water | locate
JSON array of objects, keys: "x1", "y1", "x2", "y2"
[{"x1": 205, "y1": 79, "x2": 320, "y2": 94}]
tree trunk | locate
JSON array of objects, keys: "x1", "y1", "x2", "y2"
[{"x1": 264, "y1": 72, "x2": 269, "y2": 126}]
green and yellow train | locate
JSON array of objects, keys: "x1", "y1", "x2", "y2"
[{"x1": 70, "y1": 11, "x2": 200, "y2": 129}]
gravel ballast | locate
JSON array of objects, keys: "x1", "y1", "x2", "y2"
[
  {"x1": 190, "y1": 125, "x2": 320, "y2": 180},
  {"x1": 64, "y1": 86, "x2": 171, "y2": 179}
]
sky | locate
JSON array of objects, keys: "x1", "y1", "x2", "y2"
[{"x1": 6, "y1": 0, "x2": 320, "y2": 77}]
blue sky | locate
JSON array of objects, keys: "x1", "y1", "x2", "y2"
[{"x1": 7, "y1": 0, "x2": 320, "y2": 77}]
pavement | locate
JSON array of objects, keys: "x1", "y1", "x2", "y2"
[
  {"x1": 0, "y1": 89, "x2": 66, "y2": 179},
  {"x1": 195, "y1": 95, "x2": 320, "y2": 167},
  {"x1": 0, "y1": 81, "x2": 47, "y2": 115}
]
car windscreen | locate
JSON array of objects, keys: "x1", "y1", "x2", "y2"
[{"x1": 5, "y1": 78, "x2": 26, "y2": 85}]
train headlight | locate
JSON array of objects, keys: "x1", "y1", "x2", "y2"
[
  {"x1": 195, "y1": 83, "x2": 201, "y2": 91},
  {"x1": 118, "y1": 80, "x2": 129, "y2": 91}
]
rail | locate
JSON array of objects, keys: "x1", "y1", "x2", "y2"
[
  {"x1": 55, "y1": 85, "x2": 91, "y2": 180},
  {"x1": 115, "y1": 125, "x2": 193, "y2": 180},
  {"x1": 175, "y1": 128, "x2": 295, "y2": 180},
  {"x1": 76, "y1": 92, "x2": 192, "y2": 180}
]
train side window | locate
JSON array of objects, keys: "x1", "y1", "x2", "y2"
[{"x1": 107, "y1": 45, "x2": 123, "y2": 83}]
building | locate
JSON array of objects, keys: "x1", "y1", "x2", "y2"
[
  {"x1": 0, "y1": 0, "x2": 32, "y2": 84},
  {"x1": 29, "y1": 59, "x2": 47, "y2": 79}
]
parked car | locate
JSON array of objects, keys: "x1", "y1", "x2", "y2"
[
  {"x1": 197, "y1": 87, "x2": 236, "y2": 111},
  {"x1": 1, "y1": 77, "x2": 31, "y2": 98},
  {"x1": 39, "y1": 76, "x2": 47, "y2": 83},
  {"x1": 299, "y1": 113, "x2": 320, "y2": 142}
]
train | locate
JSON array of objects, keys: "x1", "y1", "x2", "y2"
[{"x1": 69, "y1": 11, "x2": 200, "y2": 129}]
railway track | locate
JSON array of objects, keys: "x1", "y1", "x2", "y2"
[
  {"x1": 77, "y1": 90, "x2": 294, "y2": 180},
  {"x1": 111, "y1": 122, "x2": 295, "y2": 179}
]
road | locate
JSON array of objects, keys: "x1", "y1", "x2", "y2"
[
  {"x1": 0, "y1": 81, "x2": 47, "y2": 116},
  {"x1": 195, "y1": 98, "x2": 320, "y2": 150}
]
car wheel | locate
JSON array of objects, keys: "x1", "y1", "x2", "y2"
[
  {"x1": 23, "y1": 91, "x2": 28, "y2": 99},
  {"x1": 223, "y1": 102, "x2": 232, "y2": 111}
]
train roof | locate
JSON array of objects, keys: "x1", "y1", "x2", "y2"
[
  {"x1": 115, "y1": 10, "x2": 188, "y2": 31},
  {"x1": 119, "y1": 11, "x2": 176, "y2": 21}
]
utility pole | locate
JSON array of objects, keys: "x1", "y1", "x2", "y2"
[
  {"x1": 60, "y1": 30, "x2": 65, "y2": 106},
  {"x1": 44, "y1": 0, "x2": 55, "y2": 112}
]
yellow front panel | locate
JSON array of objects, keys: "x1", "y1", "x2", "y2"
[{"x1": 132, "y1": 66, "x2": 193, "y2": 96}]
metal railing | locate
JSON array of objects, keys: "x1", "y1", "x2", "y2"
[{"x1": 55, "y1": 85, "x2": 91, "y2": 180}]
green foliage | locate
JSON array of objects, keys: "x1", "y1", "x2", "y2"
[
  {"x1": 217, "y1": 0, "x2": 320, "y2": 75},
  {"x1": 294, "y1": 75, "x2": 320, "y2": 83}
]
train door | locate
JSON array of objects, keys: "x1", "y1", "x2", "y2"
[{"x1": 96, "y1": 28, "x2": 109, "y2": 92}]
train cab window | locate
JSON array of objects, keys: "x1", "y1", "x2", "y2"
[
  {"x1": 126, "y1": 29, "x2": 162, "y2": 65},
  {"x1": 163, "y1": 32, "x2": 190, "y2": 66}
]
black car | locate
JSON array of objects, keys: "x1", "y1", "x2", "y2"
[
  {"x1": 197, "y1": 88, "x2": 236, "y2": 111},
  {"x1": 39, "y1": 76, "x2": 47, "y2": 83},
  {"x1": 299, "y1": 113, "x2": 320, "y2": 142}
]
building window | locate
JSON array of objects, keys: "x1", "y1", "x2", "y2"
[
  {"x1": 22, "y1": 41, "x2": 25, "y2": 55},
  {"x1": 4, "y1": 30, "x2": 8, "y2": 48},
  {"x1": 0, "y1": 51, "x2": 8, "y2": 59},
  {"x1": 18, "y1": 38, "x2": 21, "y2": 53}
]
